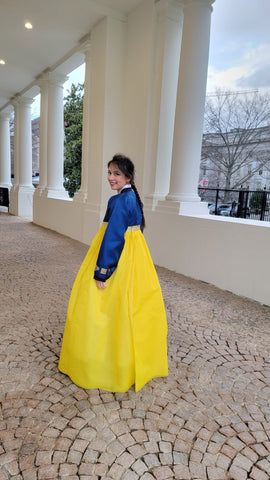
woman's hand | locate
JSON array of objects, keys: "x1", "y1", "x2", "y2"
[{"x1": 96, "y1": 280, "x2": 107, "y2": 290}]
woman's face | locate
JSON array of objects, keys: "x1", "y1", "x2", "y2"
[{"x1": 108, "y1": 163, "x2": 130, "y2": 193}]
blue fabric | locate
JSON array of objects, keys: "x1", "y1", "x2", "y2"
[{"x1": 94, "y1": 189, "x2": 142, "y2": 282}]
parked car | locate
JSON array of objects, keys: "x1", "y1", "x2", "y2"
[
  {"x1": 209, "y1": 202, "x2": 250, "y2": 218},
  {"x1": 208, "y1": 203, "x2": 216, "y2": 214},
  {"x1": 208, "y1": 203, "x2": 231, "y2": 215},
  {"x1": 218, "y1": 205, "x2": 231, "y2": 216}
]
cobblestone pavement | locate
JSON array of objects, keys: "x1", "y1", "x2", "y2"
[{"x1": 1, "y1": 212, "x2": 270, "y2": 480}]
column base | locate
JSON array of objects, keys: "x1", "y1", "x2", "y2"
[
  {"x1": 144, "y1": 193, "x2": 167, "y2": 211},
  {"x1": 9, "y1": 185, "x2": 34, "y2": 217},
  {"x1": 34, "y1": 186, "x2": 46, "y2": 198},
  {"x1": 9, "y1": 185, "x2": 18, "y2": 215},
  {"x1": 166, "y1": 192, "x2": 202, "y2": 202},
  {"x1": 43, "y1": 187, "x2": 70, "y2": 200},
  {"x1": 73, "y1": 189, "x2": 88, "y2": 204},
  {"x1": 156, "y1": 198, "x2": 209, "y2": 215}
]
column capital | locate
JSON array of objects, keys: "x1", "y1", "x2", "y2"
[
  {"x1": 11, "y1": 96, "x2": 20, "y2": 108},
  {"x1": 47, "y1": 71, "x2": 68, "y2": 87},
  {"x1": 36, "y1": 72, "x2": 50, "y2": 90},
  {"x1": 17, "y1": 96, "x2": 34, "y2": 107},
  {"x1": 0, "y1": 111, "x2": 12, "y2": 120},
  {"x1": 12, "y1": 95, "x2": 34, "y2": 108},
  {"x1": 156, "y1": 0, "x2": 184, "y2": 20},
  {"x1": 184, "y1": 0, "x2": 215, "y2": 10},
  {"x1": 79, "y1": 34, "x2": 91, "y2": 55},
  {"x1": 80, "y1": 41, "x2": 91, "y2": 65}
]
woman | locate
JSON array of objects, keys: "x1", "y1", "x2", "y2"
[{"x1": 59, "y1": 154, "x2": 168, "y2": 392}]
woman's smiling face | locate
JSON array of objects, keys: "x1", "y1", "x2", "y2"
[{"x1": 107, "y1": 163, "x2": 131, "y2": 193}]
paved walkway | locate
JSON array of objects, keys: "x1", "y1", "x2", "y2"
[{"x1": 1, "y1": 212, "x2": 270, "y2": 480}]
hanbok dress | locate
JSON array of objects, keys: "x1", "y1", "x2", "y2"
[{"x1": 58, "y1": 186, "x2": 168, "y2": 392}]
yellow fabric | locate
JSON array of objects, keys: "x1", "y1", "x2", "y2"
[
  {"x1": 58, "y1": 223, "x2": 168, "y2": 392},
  {"x1": 126, "y1": 225, "x2": 140, "y2": 231}
]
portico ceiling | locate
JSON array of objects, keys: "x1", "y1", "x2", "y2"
[{"x1": 0, "y1": 0, "x2": 143, "y2": 112}]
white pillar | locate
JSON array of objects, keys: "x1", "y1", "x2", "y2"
[
  {"x1": 35, "y1": 77, "x2": 48, "y2": 196},
  {"x1": 12, "y1": 101, "x2": 19, "y2": 189},
  {"x1": 9, "y1": 101, "x2": 20, "y2": 214},
  {"x1": 19, "y1": 98, "x2": 34, "y2": 187},
  {"x1": 164, "y1": 0, "x2": 215, "y2": 215},
  {"x1": 17, "y1": 97, "x2": 35, "y2": 216},
  {"x1": 0, "y1": 113, "x2": 12, "y2": 188},
  {"x1": 45, "y1": 72, "x2": 68, "y2": 199},
  {"x1": 74, "y1": 44, "x2": 90, "y2": 204},
  {"x1": 145, "y1": 0, "x2": 183, "y2": 206},
  {"x1": 10, "y1": 97, "x2": 35, "y2": 216},
  {"x1": 86, "y1": 16, "x2": 125, "y2": 221}
]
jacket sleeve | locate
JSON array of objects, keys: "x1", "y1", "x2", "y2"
[{"x1": 94, "y1": 195, "x2": 130, "y2": 282}]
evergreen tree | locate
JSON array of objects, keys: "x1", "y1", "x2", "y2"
[
  {"x1": 249, "y1": 190, "x2": 264, "y2": 212},
  {"x1": 63, "y1": 83, "x2": 84, "y2": 197}
]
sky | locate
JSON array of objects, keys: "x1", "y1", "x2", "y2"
[
  {"x1": 32, "y1": 0, "x2": 270, "y2": 117},
  {"x1": 207, "y1": 0, "x2": 270, "y2": 93}
]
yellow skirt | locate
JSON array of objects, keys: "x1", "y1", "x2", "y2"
[{"x1": 58, "y1": 223, "x2": 168, "y2": 392}]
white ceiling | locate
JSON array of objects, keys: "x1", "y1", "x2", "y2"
[{"x1": 0, "y1": 0, "x2": 143, "y2": 111}]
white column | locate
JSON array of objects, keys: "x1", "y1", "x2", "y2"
[
  {"x1": 35, "y1": 77, "x2": 48, "y2": 196},
  {"x1": 9, "y1": 101, "x2": 20, "y2": 214},
  {"x1": 164, "y1": 0, "x2": 215, "y2": 215},
  {"x1": 19, "y1": 98, "x2": 34, "y2": 187},
  {"x1": 145, "y1": 0, "x2": 183, "y2": 206},
  {"x1": 45, "y1": 72, "x2": 68, "y2": 199},
  {"x1": 12, "y1": 101, "x2": 20, "y2": 189},
  {"x1": 10, "y1": 97, "x2": 35, "y2": 216},
  {"x1": 86, "y1": 16, "x2": 125, "y2": 219},
  {"x1": 0, "y1": 113, "x2": 12, "y2": 188},
  {"x1": 18, "y1": 97, "x2": 35, "y2": 216},
  {"x1": 74, "y1": 44, "x2": 90, "y2": 204}
]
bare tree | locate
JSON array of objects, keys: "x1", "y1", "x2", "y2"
[{"x1": 202, "y1": 89, "x2": 270, "y2": 192}]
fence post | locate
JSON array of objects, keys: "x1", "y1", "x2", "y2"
[
  {"x1": 214, "y1": 185, "x2": 219, "y2": 215},
  {"x1": 260, "y1": 187, "x2": 267, "y2": 221},
  {"x1": 237, "y1": 186, "x2": 244, "y2": 218},
  {"x1": 0, "y1": 187, "x2": 9, "y2": 211},
  {"x1": 243, "y1": 186, "x2": 249, "y2": 218}
]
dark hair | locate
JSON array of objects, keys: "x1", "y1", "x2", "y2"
[{"x1": 108, "y1": 154, "x2": 146, "y2": 229}]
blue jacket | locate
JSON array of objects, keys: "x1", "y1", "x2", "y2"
[{"x1": 94, "y1": 187, "x2": 142, "y2": 282}]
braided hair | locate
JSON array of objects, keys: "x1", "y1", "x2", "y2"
[{"x1": 108, "y1": 154, "x2": 146, "y2": 230}]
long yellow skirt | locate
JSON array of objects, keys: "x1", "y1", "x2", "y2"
[{"x1": 58, "y1": 223, "x2": 168, "y2": 392}]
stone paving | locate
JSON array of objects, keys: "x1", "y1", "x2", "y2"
[{"x1": 1, "y1": 212, "x2": 270, "y2": 480}]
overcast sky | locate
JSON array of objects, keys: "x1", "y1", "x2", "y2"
[
  {"x1": 67, "y1": 0, "x2": 270, "y2": 94},
  {"x1": 32, "y1": 0, "x2": 270, "y2": 117},
  {"x1": 207, "y1": 0, "x2": 270, "y2": 93}
]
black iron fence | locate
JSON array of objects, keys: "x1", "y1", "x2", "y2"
[
  {"x1": 0, "y1": 187, "x2": 9, "y2": 210},
  {"x1": 198, "y1": 186, "x2": 270, "y2": 222}
]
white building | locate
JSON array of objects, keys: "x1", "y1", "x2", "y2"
[
  {"x1": 0, "y1": 0, "x2": 269, "y2": 306},
  {"x1": 200, "y1": 126, "x2": 270, "y2": 191}
]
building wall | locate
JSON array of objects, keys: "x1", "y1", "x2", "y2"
[
  {"x1": 200, "y1": 126, "x2": 270, "y2": 191},
  {"x1": 33, "y1": 193, "x2": 270, "y2": 307},
  {"x1": 145, "y1": 209, "x2": 270, "y2": 307}
]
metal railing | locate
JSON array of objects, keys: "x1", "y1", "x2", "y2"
[
  {"x1": 0, "y1": 187, "x2": 9, "y2": 210},
  {"x1": 198, "y1": 186, "x2": 270, "y2": 222}
]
